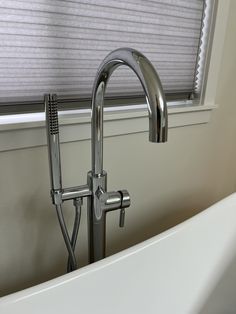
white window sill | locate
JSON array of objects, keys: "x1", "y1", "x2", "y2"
[{"x1": 0, "y1": 103, "x2": 216, "y2": 152}]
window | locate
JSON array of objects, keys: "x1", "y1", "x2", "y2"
[{"x1": 0, "y1": 0, "x2": 216, "y2": 114}]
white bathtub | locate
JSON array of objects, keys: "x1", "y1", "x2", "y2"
[{"x1": 1, "y1": 193, "x2": 236, "y2": 314}]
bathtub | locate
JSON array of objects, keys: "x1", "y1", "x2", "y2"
[{"x1": 1, "y1": 193, "x2": 236, "y2": 314}]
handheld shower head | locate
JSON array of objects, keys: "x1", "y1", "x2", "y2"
[
  {"x1": 45, "y1": 94, "x2": 62, "y2": 193},
  {"x1": 45, "y1": 94, "x2": 78, "y2": 271},
  {"x1": 47, "y1": 94, "x2": 59, "y2": 136}
]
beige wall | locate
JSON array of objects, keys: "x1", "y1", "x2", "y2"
[{"x1": 1, "y1": 1, "x2": 236, "y2": 297}]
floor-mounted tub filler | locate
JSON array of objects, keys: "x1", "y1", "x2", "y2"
[
  {"x1": 1, "y1": 194, "x2": 236, "y2": 313},
  {"x1": 44, "y1": 48, "x2": 168, "y2": 271}
]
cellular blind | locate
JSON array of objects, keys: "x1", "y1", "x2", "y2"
[{"x1": 0, "y1": 0, "x2": 213, "y2": 108}]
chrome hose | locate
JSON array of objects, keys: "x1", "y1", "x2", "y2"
[
  {"x1": 55, "y1": 204, "x2": 77, "y2": 271},
  {"x1": 67, "y1": 198, "x2": 82, "y2": 272}
]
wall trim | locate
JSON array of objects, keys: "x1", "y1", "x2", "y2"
[{"x1": 0, "y1": 104, "x2": 216, "y2": 152}]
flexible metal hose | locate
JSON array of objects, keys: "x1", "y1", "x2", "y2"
[
  {"x1": 55, "y1": 204, "x2": 77, "y2": 271},
  {"x1": 67, "y1": 198, "x2": 82, "y2": 272}
]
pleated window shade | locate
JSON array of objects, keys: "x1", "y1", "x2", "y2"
[{"x1": 0, "y1": 0, "x2": 214, "y2": 109}]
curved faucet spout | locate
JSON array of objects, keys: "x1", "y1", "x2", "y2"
[{"x1": 91, "y1": 48, "x2": 168, "y2": 176}]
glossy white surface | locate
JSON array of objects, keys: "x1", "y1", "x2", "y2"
[{"x1": 1, "y1": 193, "x2": 236, "y2": 314}]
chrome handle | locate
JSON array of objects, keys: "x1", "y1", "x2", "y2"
[
  {"x1": 118, "y1": 190, "x2": 130, "y2": 228},
  {"x1": 97, "y1": 188, "x2": 130, "y2": 227},
  {"x1": 119, "y1": 208, "x2": 125, "y2": 228}
]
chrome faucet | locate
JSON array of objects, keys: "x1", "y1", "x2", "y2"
[
  {"x1": 88, "y1": 48, "x2": 168, "y2": 262},
  {"x1": 45, "y1": 48, "x2": 168, "y2": 268}
]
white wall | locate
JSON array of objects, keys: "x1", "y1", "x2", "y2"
[{"x1": 0, "y1": 0, "x2": 236, "y2": 297}]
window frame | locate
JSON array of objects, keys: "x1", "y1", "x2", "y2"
[
  {"x1": 0, "y1": 0, "x2": 229, "y2": 152},
  {"x1": 0, "y1": 0, "x2": 216, "y2": 116}
]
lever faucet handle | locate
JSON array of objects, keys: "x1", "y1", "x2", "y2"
[
  {"x1": 119, "y1": 208, "x2": 125, "y2": 227},
  {"x1": 118, "y1": 190, "x2": 131, "y2": 228},
  {"x1": 99, "y1": 189, "x2": 130, "y2": 227}
]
